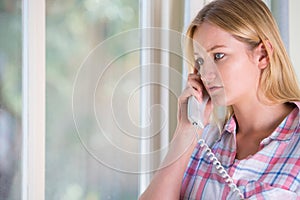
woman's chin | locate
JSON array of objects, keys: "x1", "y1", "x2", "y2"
[{"x1": 211, "y1": 93, "x2": 227, "y2": 107}]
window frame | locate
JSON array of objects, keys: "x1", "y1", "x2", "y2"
[{"x1": 22, "y1": 0, "x2": 45, "y2": 199}]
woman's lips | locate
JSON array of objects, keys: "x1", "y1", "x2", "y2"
[{"x1": 208, "y1": 86, "x2": 223, "y2": 93}]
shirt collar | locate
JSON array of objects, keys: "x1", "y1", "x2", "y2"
[
  {"x1": 269, "y1": 102, "x2": 300, "y2": 141},
  {"x1": 222, "y1": 102, "x2": 300, "y2": 142},
  {"x1": 224, "y1": 115, "x2": 237, "y2": 134}
]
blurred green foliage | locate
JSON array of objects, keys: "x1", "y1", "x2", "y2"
[
  {"x1": 46, "y1": 0, "x2": 139, "y2": 199},
  {"x1": 0, "y1": 1, "x2": 22, "y2": 200},
  {"x1": 0, "y1": 0, "x2": 22, "y2": 117}
]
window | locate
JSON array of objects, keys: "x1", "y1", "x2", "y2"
[
  {"x1": 46, "y1": 0, "x2": 140, "y2": 199},
  {"x1": 0, "y1": 1, "x2": 22, "y2": 199},
  {"x1": 1, "y1": 0, "x2": 300, "y2": 199}
]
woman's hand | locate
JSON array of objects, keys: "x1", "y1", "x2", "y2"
[{"x1": 177, "y1": 72, "x2": 213, "y2": 131}]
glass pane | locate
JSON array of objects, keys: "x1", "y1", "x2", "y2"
[
  {"x1": 46, "y1": 0, "x2": 140, "y2": 199},
  {"x1": 0, "y1": 1, "x2": 22, "y2": 199}
]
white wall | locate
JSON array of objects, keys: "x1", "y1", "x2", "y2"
[{"x1": 289, "y1": 0, "x2": 300, "y2": 80}]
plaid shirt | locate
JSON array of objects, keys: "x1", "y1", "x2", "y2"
[{"x1": 180, "y1": 102, "x2": 300, "y2": 200}]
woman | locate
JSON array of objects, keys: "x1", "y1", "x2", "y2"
[{"x1": 140, "y1": 0, "x2": 300, "y2": 199}]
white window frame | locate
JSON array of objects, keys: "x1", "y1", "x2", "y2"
[
  {"x1": 139, "y1": 0, "x2": 171, "y2": 194},
  {"x1": 22, "y1": 0, "x2": 45, "y2": 199},
  {"x1": 139, "y1": 0, "x2": 185, "y2": 195}
]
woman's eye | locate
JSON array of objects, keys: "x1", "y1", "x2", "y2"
[{"x1": 214, "y1": 53, "x2": 225, "y2": 61}]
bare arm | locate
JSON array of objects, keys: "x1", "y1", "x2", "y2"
[
  {"x1": 139, "y1": 73, "x2": 211, "y2": 199},
  {"x1": 139, "y1": 125, "x2": 199, "y2": 200}
]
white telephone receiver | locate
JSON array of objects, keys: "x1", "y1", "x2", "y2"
[
  {"x1": 187, "y1": 56, "x2": 210, "y2": 129},
  {"x1": 187, "y1": 95, "x2": 209, "y2": 129},
  {"x1": 186, "y1": 86, "x2": 244, "y2": 199}
]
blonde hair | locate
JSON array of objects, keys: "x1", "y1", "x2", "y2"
[{"x1": 184, "y1": 0, "x2": 300, "y2": 122}]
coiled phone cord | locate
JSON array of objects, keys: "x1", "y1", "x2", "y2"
[{"x1": 193, "y1": 126, "x2": 244, "y2": 199}]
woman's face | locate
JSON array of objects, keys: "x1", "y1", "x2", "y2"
[{"x1": 193, "y1": 22, "x2": 262, "y2": 106}]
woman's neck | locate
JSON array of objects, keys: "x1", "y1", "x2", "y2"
[
  {"x1": 232, "y1": 100, "x2": 294, "y2": 137},
  {"x1": 232, "y1": 99, "x2": 294, "y2": 160}
]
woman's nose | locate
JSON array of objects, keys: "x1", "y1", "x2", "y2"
[{"x1": 200, "y1": 71, "x2": 217, "y2": 83}]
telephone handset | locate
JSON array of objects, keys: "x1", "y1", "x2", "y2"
[
  {"x1": 187, "y1": 95, "x2": 209, "y2": 129},
  {"x1": 187, "y1": 90, "x2": 244, "y2": 199},
  {"x1": 188, "y1": 56, "x2": 210, "y2": 129}
]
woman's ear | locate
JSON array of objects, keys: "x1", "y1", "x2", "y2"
[{"x1": 255, "y1": 41, "x2": 273, "y2": 69}]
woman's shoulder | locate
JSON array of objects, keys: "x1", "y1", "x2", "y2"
[
  {"x1": 278, "y1": 102, "x2": 300, "y2": 135},
  {"x1": 281, "y1": 102, "x2": 300, "y2": 146},
  {"x1": 288, "y1": 101, "x2": 300, "y2": 127},
  {"x1": 291, "y1": 101, "x2": 300, "y2": 111}
]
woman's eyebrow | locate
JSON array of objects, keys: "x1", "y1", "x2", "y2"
[
  {"x1": 207, "y1": 45, "x2": 227, "y2": 52},
  {"x1": 194, "y1": 45, "x2": 227, "y2": 55}
]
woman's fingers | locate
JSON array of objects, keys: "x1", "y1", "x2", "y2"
[
  {"x1": 178, "y1": 86, "x2": 201, "y2": 104},
  {"x1": 187, "y1": 73, "x2": 206, "y2": 101},
  {"x1": 177, "y1": 73, "x2": 214, "y2": 128},
  {"x1": 179, "y1": 73, "x2": 207, "y2": 104}
]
